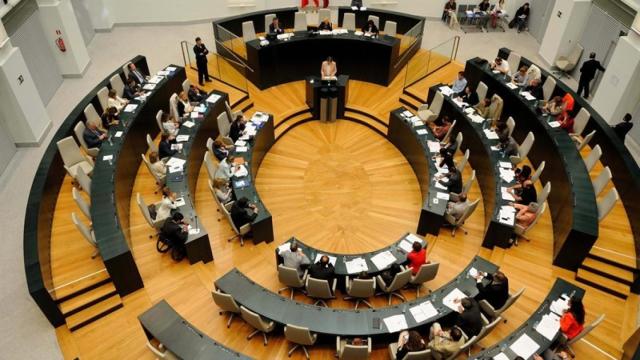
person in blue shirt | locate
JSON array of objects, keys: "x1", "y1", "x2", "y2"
[{"x1": 451, "y1": 71, "x2": 467, "y2": 96}]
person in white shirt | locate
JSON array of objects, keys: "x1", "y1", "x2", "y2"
[
  {"x1": 212, "y1": 177, "x2": 233, "y2": 204},
  {"x1": 490, "y1": 57, "x2": 510, "y2": 75},
  {"x1": 177, "y1": 91, "x2": 194, "y2": 118},
  {"x1": 149, "y1": 152, "x2": 166, "y2": 181},
  {"x1": 215, "y1": 155, "x2": 239, "y2": 180},
  {"x1": 451, "y1": 71, "x2": 468, "y2": 95},
  {"x1": 156, "y1": 187, "x2": 178, "y2": 222},
  {"x1": 161, "y1": 112, "x2": 180, "y2": 137},
  {"x1": 321, "y1": 56, "x2": 337, "y2": 79},
  {"x1": 107, "y1": 89, "x2": 128, "y2": 114}
]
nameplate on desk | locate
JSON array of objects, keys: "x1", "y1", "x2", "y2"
[
  {"x1": 114, "y1": 131, "x2": 123, "y2": 138},
  {"x1": 176, "y1": 135, "x2": 190, "y2": 143},
  {"x1": 206, "y1": 94, "x2": 222, "y2": 104},
  {"x1": 147, "y1": 75, "x2": 164, "y2": 84},
  {"x1": 182, "y1": 121, "x2": 195, "y2": 128},
  {"x1": 174, "y1": 197, "x2": 186, "y2": 207},
  {"x1": 165, "y1": 66, "x2": 177, "y2": 72},
  {"x1": 102, "y1": 155, "x2": 114, "y2": 161},
  {"x1": 235, "y1": 146, "x2": 248, "y2": 153},
  {"x1": 123, "y1": 104, "x2": 138, "y2": 113},
  {"x1": 169, "y1": 165, "x2": 183, "y2": 174},
  {"x1": 143, "y1": 83, "x2": 156, "y2": 90},
  {"x1": 157, "y1": 70, "x2": 170, "y2": 76}
]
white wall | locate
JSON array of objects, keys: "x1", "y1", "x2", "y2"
[{"x1": 539, "y1": 0, "x2": 591, "y2": 64}]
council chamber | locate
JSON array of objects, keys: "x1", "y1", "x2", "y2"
[{"x1": 3, "y1": 0, "x2": 640, "y2": 359}]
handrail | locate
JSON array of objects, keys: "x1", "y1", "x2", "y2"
[
  {"x1": 402, "y1": 35, "x2": 460, "y2": 90},
  {"x1": 214, "y1": 39, "x2": 255, "y2": 72}
]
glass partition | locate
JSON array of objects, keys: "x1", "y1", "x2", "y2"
[
  {"x1": 215, "y1": 24, "x2": 248, "y2": 60},
  {"x1": 397, "y1": 19, "x2": 425, "y2": 60},
  {"x1": 404, "y1": 36, "x2": 460, "y2": 89},
  {"x1": 181, "y1": 40, "x2": 249, "y2": 93}
]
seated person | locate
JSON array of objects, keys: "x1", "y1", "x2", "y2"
[
  {"x1": 557, "y1": 108, "x2": 576, "y2": 133},
  {"x1": 212, "y1": 139, "x2": 232, "y2": 161},
  {"x1": 395, "y1": 330, "x2": 426, "y2": 359},
  {"x1": 107, "y1": 89, "x2": 128, "y2": 114},
  {"x1": 215, "y1": 155, "x2": 238, "y2": 180},
  {"x1": 158, "y1": 133, "x2": 178, "y2": 160},
  {"x1": 308, "y1": 255, "x2": 335, "y2": 282},
  {"x1": 560, "y1": 297, "x2": 585, "y2": 341},
  {"x1": 156, "y1": 187, "x2": 178, "y2": 222},
  {"x1": 514, "y1": 164, "x2": 532, "y2": 184},
  {"x1": 318, "y1": 18, "x2": 333, "y2": 31},
  {"x1": 474, "y1": 97, "x2": 491, "y2": 119},
  {"x1": 280, "y1": 242, "x2": 311, "y2": 277},
  {"x1": 513, "y1": 2, "x2": 530, "y2": 32},
  {"x1": 478, "y1": 0, "x2": 490, "y2": 12},
  {"x1": 160, "y1": 212, "x2": 188, "y2": 250},
  {"x1": 442, "y1": 0, "x2": 457, "y2": 22},
  {"x1": 428, "y1": 323, "x2": 465, "y2": 358},
  {"x1": 490, "y1": 57, "x2": 510, "y2": 75},
  {"x1": 512, "y1": 180, "x2": 537, "y2": 205},
  {"x1": 474, "y1": 270, "x2": 509, "y2": 309},
  {"x1": 123, "y1": 77, "x2": 144, "y2": 100},
  {"x1": 212, "y1": 177, "x2": 233, "y2": 204},
  {"x1": 438, "y1": 157, "x2": 463, "y2": 194},
  {"x1": 148, "y1": 152, "x2": 166, "y2": 180},
  {"x1": 455, "y1": 297, "x2": 483, "y2": 337},
  {"x1": 100, "y1": 107, "x2": 120, "y2": 131},
  {"x1": 406, "y1": 241, "x2": 427, "y2": 275},
  {"x1": 451, "y1": 71, "x2": 467, "y2": 95},
  {"x1": 542, "y1": 96, "x2": 564, "y2": 116},
  {"x1": 561, "y1": 93, "x2": 575, "y2": 113},
  {"x1": 446, "y1": 193, "x2": 470, "y2": 220},
  {"x1": 512, "y1": 65, "x2": 529, "y2": 86},
  {"x1": 477, "y1": 0, "x2": 491, "y2": 28},
  {"x1": 498, "y1": 132, "x2": 519, "y2": 158},
  {"x1": 128, "y1": 62, "x2": 146, "y2": 84},
  {"x1": 269, "y1": 17, "x2": 284, "y2": 34},
  {"x1": 362, "y1": 19, "x2": 379, "y2": 36},
  {"x1": 380, "y1": 263, "x2": 402, "y2": 287},
  {"x1": 187, "y1": 84, "x2": 207, "y2": 102},
  {"x1": 83, "y1": 119, "x2": 107, "y2": 148},
  {"x1": 432, "y1": 116, "x2": 453, "y2": 140},
  {"x1": 321, "y1": 56, "x2": 337, "y2": 79},
  {"x1": 458, "y1": 86, "x2": 479, "y2": 107},
  {"x1": 514, "y1": 201, "x2": 539, "y2": 228},
  {"x1": 526, "y1": 64, "x2": 542, "y2": 82},
  {"x1": 525, "y1": 78, "x2": 544, "y2": 100},
  {"x1": 230, "y1": 197, "x2": 258, "y2": 233},
  {"x1": 229, "y1": 114, "x2": 247, "y2": 142},
  {"x1": 495, "y1": 121, "x2": 510, "y2": 139},
  {"x1": 177, "y1": 91, "x2": 194, "y2": 118},
  {"x1": 161, "y1": 112, "x2": 180, "y2": 137}
]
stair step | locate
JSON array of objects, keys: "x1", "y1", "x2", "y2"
[
  {"x1": 275, "y1": 107, "x2": 311, "y2": 127},
  {"x1": 581, "y1": 257, "x2": 634, "y2": 284},
  {"x1": 403, "y1": 90, "x2": 425, "y2": 104},
  {"x1": 343, "y1": 111, "x2": 388, "y2": 137},
  {"x1": 576, "y1": 268, "x2": 629, "y2": 299},
  {"x1": 399, "y1": 95, "x2": 421, "y2": 111},
  {"x1": 66, "y1": 294, "x2": 123, "y2": 332},
  {"x1": 59, "y1": 281, "x2": 118, "y2": 316},
  {"x1": 274, "y1": 112, "x2": 314, "y2": 139},
  {"x1": 586, "y1": 251, "x2": 638, "y2": 273},
  {"x1": 53, "y1": 271, "x2": 110, "y2": 303}
]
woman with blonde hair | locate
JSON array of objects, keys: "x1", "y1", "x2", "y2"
[{"x1": 212, "y1": 178, "x2": 233, "y2": 204}]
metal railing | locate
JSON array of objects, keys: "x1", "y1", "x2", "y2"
[{"x1": 403, "y1": 35, "x2": 460, "y2": 90}]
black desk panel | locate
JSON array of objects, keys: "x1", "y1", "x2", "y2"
[
  {"x1": 92, "y1": 66, "x2": 186, "y2": 296},
  {"x1": 472, "y1": 278, "x2": 585, "y2": 359},
  {"x1": 463, "y1": 58, "x2": 598, "y2": 271},
  {"x1": 387, "y1": 108, "x2": 448, "y2": 236},
  {"x1": 139, "y1": 300, "x2": 252, "y2": 360},
  {"x1": 305, "y1": 75, "x2": 349, "y2": 119},
  {"x1": 213, "y1": 7, "x2": 298, "y2": 38},
  {"x1": 215, "y1": 256, "x2": 497, "y2": 340}
]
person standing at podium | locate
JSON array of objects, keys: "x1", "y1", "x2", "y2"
[
  {"x1": 193, "y1": 37, "x2": 211, "y2": 86},
  {"x1": 321, "y1": 56, "x2": 337, "y2": 79},
  {"x1": 269, "y1": 17, "x2": 284, "y2": 34}
]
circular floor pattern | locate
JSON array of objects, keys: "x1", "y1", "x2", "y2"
[{"x1": 255, "y1": 120, "x2": 423, "y2": 253}]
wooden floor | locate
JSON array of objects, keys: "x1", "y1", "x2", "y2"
[{"x1": 51, "y1": 57, "x2": 639, "y2": 360}]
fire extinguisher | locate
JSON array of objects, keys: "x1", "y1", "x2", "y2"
[{"x1": 55, "y1": 30, "x2": 66, "y2": 52}]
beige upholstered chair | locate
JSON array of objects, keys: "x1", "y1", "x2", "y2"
[
  {"x1": 510, "y1": 132, "x2": 535, "y2": 165},
  {"x1": 284, "y1": 324, "x2": 317, "y2": 359},
  {"x1": 475, "y1": 316, "x2": 502, "y2": 346},
  {"x1": 220, "y1": 200, "x2": 251, "y2": 246},
  {"x1": 597, "y1": 188, "x2": 618, "y2": 222},
  {"x1": 336, "y1": 336, "x2": 371, "y2": 360},
  {"x1": 264, "y1": 13, "x2": 276, "y2": 33},
  {"x1": 147, "y1": 134, "x2": 158, "y2": 154},
  {"x1": 97, "y1": 86, "x2": 109, "y2": 111},
  {"x1": 110, "y1": 74, "x2": 125, "y2": 97},
  {"x1": 441, "y1": 120, "x2": 457, "y2": 145},
  {"x1": 565, "y1": 314, "x2": 605, "y2": 357},
  {"x1": 376, "y1": 268, "x2": 412, "y2": 305},
  {"x1": 136, "y1": 193, "x2": 164, "y2": 237},
  {"x1": 583, "y1": 145, "x2": 601, "y2": 172},
  {"x1": 74, "y1": 121, "x2": 99, "y2": 157},
  {"x1": 318, "y1": 8, "x2": 331, "y2": 24},
  {"x1": 277, "y1": 265, "x2": 307, "y2": 299},
  {"x1": 141, "y1": 154, "x2": 165, "y2": 192},
  {"x1": 444, "y1": 199, "x2": 480, "y2": 236},
  {"x1": 71, "y1": 212, "x2": 99, "y2": 259},
  {"x1": 169, "y1": 93, "x2": 180, "y2": 120},
  {"x1": 242, "y1": 21, "x2": 257, "y2": 42},
  {"x1": 72, "y1": 187, "x2": 91, "y2": 221},
  {"x1": 203, "y1": 152, "x2": 218, "y2": 182},
  {"x1": 456, "y1": 149, "x2": 469, "y2": 173},
  {"x1": 537, "y1": 181, "x2": 552, "y2": 205},
  {"x1": 479, "y1": 287, "x2": 525, "y2": 323},
  {"x1": 554, "y1": 43, "x2": 583, "y2": 78},
  {"x1": 506, "y1": 52, "x2": 521, "y2": 76},
  {"x1": 450, "y1": 170, "x2": 475, "y2": 202},
  {"x1": 476, "y1": 81, "x2": 488, "y2": 103},
  {"x1": 122, "y1": 63, "x2": 131, "y2": 80},
  {"x1": 506, "y1": 116, "x2": 515, "y2": 137},
  {"x1": 570, "y1": 108, "x2": 590, "y2": 141},
  {"x1": 514, "y1": 203, "x2": 546, "y2": 241},
  {"x1": 225, "y1": 101, "x2": 243, "y2": 123},
  {"x1": 575, "y1": 130, "x2": 596, "y2": 151},
  {"x1": 145, "y1": 341, "x2": 178, "y2": 359},
  {"x1": 239, "y1": 306, "x2": 275, "y2": 345},
  {"x1": 342, "y1": 13, "x2": 356, "y2": 31},
  {"x1": 418, "y1": 91, "x2": 444, "y2": 124},
  {"x1": 368, "y1": 15, "x2": 380, "y2": 28},
  {"x1": 408, "y1": 262, "x2": 439, "y2": 296},
  {"x1": 592, "y1": 166, "x2": 611, "y2": 196},
  {"x1": 305, "y1": 276, "x2": 337, "y2": 307},
  {"x1": 211, "y1": 289, "x2": 241, "y2": 328},
  {"x1": 445, "y1": 334, "x2": 477, "y2": 360},
  {"x1": 156, "y1": 110, "x2": 164, "y2": 133},
  {"x1": 217, "y1": 112, "x2": 234, "y2": 145},
  {"x1": 388, "y1": 343, "x2": 431, "y2": 360},
  {"x1": 294, "y1": 12, "x2": 307, "y2": 32},
  {"x1": 384, "y1": 21, "x2": 397, "y2": 37},
  {"x1": 531, "y1": 161, "x2": 545, "y2": 183},
  {"x1": 181, "y1": 79, "x2": 191, "y2": 95},
  {"x1": 75, "y1": 167, "x2": 92, "y2": 196},
  {"x1": 542, "y1": 76, "x2": 556, "y2": 101},
  {"x1": 57, "y1": 136, "x2": 94, "y2": 179},
  {"x1": 343, "y1": 276, "x2": 376, "y2": 309}
]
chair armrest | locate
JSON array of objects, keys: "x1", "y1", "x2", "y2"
[
  {"x1": 331, "y1": 278, "x2": 338, "y2": 294},
  {"x1": 302, "y1": 269, "x2": 309, "y2": 283},
  {"x1": 418, "y1": 104, "x2": 430, "y2": 112},
  {"x1": 375, "y1": 275, "x2": 386, "y2": 291},
  {"x1": 336, "y1": 336, "x2": 340, "y2": 353},
  {"x1": 239, "y1": 223, "x2": 251, "y2": 235},
  {"x1": 344, "y1": 276, "x2": 350, "y2": 292},
  {"x1": 85, "y1": 155, "x2": 95, "y2": 166},
  {"x1": 367, "y1": 337, "x2": 372, "y2": 353},
  {"x1": 479, "y1": 299, "x2": 496, "y2": 318}
]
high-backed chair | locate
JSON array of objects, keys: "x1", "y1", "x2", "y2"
[
  {"x1": 514, "y1": 203, "x2": 546, "y2": 240},
  {"x1": 136, "y1": 193, "x2": 164, "y2": 236},
  {"x1": 242, "y1": 21, "x2": 256, "y2": 42},
  {"x1": 570, "y1": 107, "x2": 590, "y2": 140},
  {"x1": 84, "y1": 103, "x2": 101, "y2": 128},
  {"x1": 75, "y1": 167, "x2": 92, "y2": 196},
  {"x1": 488, "y1": 94, "x2": 504, "y2": 125},
  {"x1": 418, "y1": 91, "x2": 444, "y2": 124},
  {"x1": 576, "y1": 130, "x2": 596, "y2": 151},
  {"x1": 444, "y1": 199, "x2": 480, "y2": 236},
  {"x1": 264, "y1": 13, "x2": 276, "y2": 33},
  {"x1": 537, "y1": 182, "x2": 551, "y2": 205},
  {"x1": 147, "y1": 134, "x2": 158, "y2": 154},
  {"x1": 181, "y1": 79, "x2": 191, "y2": 95},
  {"x1": 384, "y1": 21, "x2": 397, "y2": 37},
  {"x1": 479, "y1": 287, "x2": 525, "y2": 323},
  {"x1": 225, "y1": 101, "x2": 242, "y2": 123},
  {"x1": 342, "y1": 13, "x2": 356, "y2": 31},
  {"x1": 375, "y1": 268, "x2": 412, "y2": 305},
  {"x1": 169, "y1": 93, "x2": 179, "y2": 120},
  {"x1": 97, "y1": 86, "x2": 109, "y2": 112},
  {"x1": 156, "y1": 110, "x2": 164, "y2": 133},
  {"x1": 388, "y1": 343, "x2": 431, "y2": 360},
  {"x1": 211, "y1": 289, "x2": 241, "y2": 328},
  {"x1": 277, "y1": 265, "x2": 307, "y2": 299},
  {"x1": 141, "y1": 154, "x2": 165, "y2": 191},
  {"x1": 110, "y1": 74, "x2": 125, "y2": 97},
  {"x1": 145, "y1": 341, "x2": 178, "y2": 360},
  {"x1": 510, "y1": 132, "x2": 535, "y2": 165},
  {"x1": 506, "y1": 52, "x2": 521, "y2": 75},
  {"x1": 57, "y1": 136, "x2": 94, "y2": 179},
  {"x1": 239, "y1": 306, "x2": 275, "y2": 345},
  {"x1": 221, "y1": 200, "x2": 251, "y2": 246},
  {"x1": 204, "y1": 152, "x2": 218, "y2": 182},
  {"x1": 408, "y1": 262, "x2": 439, "y2": 296},
  {"x1": 441, "y1": 120, "x2": 456, "y2": 145},
  {"x1": 450, "y1": 170, "x2": 476, "y2": 203},
  {"x1": 506, "y1": 116, "x2": 515, "y2": 137},
  {"x1": 368, "y1": 15, "x2": 380, "y2": 28},
  {"x1": 592, "y1": 166, "x2": 611, "y2": 196},
  {"x1": 456, "y1": 149, "x2": 470, "y2": 173},
  {"x1": 71, "y1": 212, "x2": 99, "y2": 259},
  {"x1": 122, "y1": 63, "x2": 131, "y2": 81},
  {"x1": 476, "y1": 81, "x2": 488, "y2": 102},
  {"x1": 285, "y1": 324, "x2": 317, "y2": 359},
  {"x1": 453, "y1": 132, "x2": 463, "y2": 153},
  {"x1": 564, "y1": 314, "x2": 605, "y2": 357},
  {"x1": 336, "y1": 336, "x2": 371, "y2": 360},
  {"x1": 217, "y1": 112, "x2": 234, "y2": 145},
  {"x1": 318, "y1": 8, "x2": 331, "y2": 23},
  {"x1": 294, "y1": 12, "x2": 308, "y2": 32},
  {"x1": 343, "y1": 276, "x2": 376, "y2": 309},
  {"x1": 475, "y1": 316, "x2": 502, "y2": 347},
  {"x1": 554, "y1": 43, "x2": 584, "y2": 78},
  {"x1": 542, "y1": 76, "x2": 556, "y2": 101},
  {"x1": 305, "y1": 276, "x2": 337, "y2": 307},
  {"x1": 531, "y1": 161, "x2": 545, "y2": 183},
  {"x1": 74, "y1": 121, "x2": 99, "y2": 157},
  {"x1": 583, "y1": 145, "x2": 601, "y2": 172},
  {"x1": 72, "y1": 187, "x2": 91, "y2": 221},
  {"x1": 597, "y1": 188, "x2": 618, "y2": 222},
  {"x1": 445, "y1": 334, "x2": 477, "y2": 360}
]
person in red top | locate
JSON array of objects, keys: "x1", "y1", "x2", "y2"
[
  {"x1": 557, "y1": 109, "x2": 575, "y2": 133},
  {"x1": 561, "y1": 93, "x2": 575, "y2": 114},
  {"x1": 560, "y1": 297, "x2": 585, "y2": 340},
  {"x1": 406, "y1": 241, "x2": 428, "y2": 275}
]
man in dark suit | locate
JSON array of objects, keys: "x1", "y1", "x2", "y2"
[
  {"x1": 612, "y1": 113, "x2": 633, "y2": 140},
  {"x1": 193, "y1": 37, "x2": 211, "y2": 86},
  {"x1": 229, "y1": 114, "x2": 247, "y2": 142},
  {"x1": 308, "y1": 255, "x2": 335, "y2": 282},
  {"x1": 123, "y1": 78, "x2": 143, "y2": 100},
  {"x1": 577, "y1": 52, "x2": 605, "y2": 98},
  {"x1": 269, "y1": 17, "x2": 284, "y2": 34},
  {"x1": 455, "y1": 297, "x2": 483, "y2": 337},
  {"x1": 230, "y1": 197, "x2": 258, "y2": 230},
  {"x1": 160, "y1": 212, "x2": 188, "y2": 256},
  {"x1": 158, "y1": 133, "x2": 178, "y2": 160},
  {"x1": 351, "y1": 0, "x2": 363, "y2": 8},
  {"x1": 438, "y1": 157, "x2": 462, "y2": 194},
  {"x1": 83, "y1": 121, "x2": 106, "y2": 148},
  {"x1": 128, "y1": 63, "x2": 146, "y2": 85},
  {"x1": 475, "y1": 271, "x2": 509, "y2": 310}
]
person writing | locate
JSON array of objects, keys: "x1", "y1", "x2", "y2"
[
  {"x1": 451, "y1": 71, "x2": 467, "y2": 95},
  {"x1": 318, "y1": 18, "x2": 333, "y2": 31},
  {"x1": 215, "y1": 155, "x2": 242, "y2": 180},
  {"x1": 458, "y1": 86, "x2": 480, "y2": 107},
  {"x1": 559, "y1": 297, "x2": 585, "y2": 342},
  {"x1": 474, "y1": 271, "x2": 509, "y2": 309},
  {"x1": 280, "y1": 242, "x2": 311, "y2": 277},
  {"x1": 612, "y1": 113, "x2": 633, "y2": 140},
  {"x1": 395, "y1": 331, "x2": 426, "y2": 360},
  {"x1": 230, "y1": 197, "x2": 258, "y2": 233},
  {"x1": 123, "y1": 78, "x2": 144, "y2": 100},
  {"x1": 193, "y1": 37, "x2": 211, "y2": 86},
  {"x1": 161, "y1": 112, "x2": 180, "y2": 137},
  {"x1": 212, "y1": 139, "x2": 232, "y2": 161},
  {"x1": 406, "y1": 241, "x2": 427, "y2": 275},
  {"x1": 212, "y1": 177, "x2": 233, "y2": 204},
  {"x1": 269, "y1": 17, "x2": 284, "y2": 34},
  {"x1": 428, "y1": 323, "x2": 465, "y2": 358},
  {"x1": 524, "y1": 78, "x2": 544, "y2": 100},
  {"x1": 229, "y1": 114, "x2": 247, "y2": 142},
  {"x1": 490, "y1": 57, "x2": 510, "y2": 75},
  {"x1": 308, "y1": 255, "x2": 335, "y2": 282},
  {"x1": 498, "y1": 132, "x2": 519, "y2": 158},
  {"x1": 158, "y1": 133, "x2": 178, "y2": 160},
  {"x1": 542, "y1": 96, "x2": 564, "y2": 116},
  {"x1": 362, "y1": 19, "x2": 379, "y2": 36},
  {"x1": 321, "y1": 56, "x2": 337, "y2": 79},
  {"x1": 577, "y1": 52, "x2": 606, "y2": 98}
]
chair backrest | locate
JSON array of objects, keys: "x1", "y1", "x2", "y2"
[
  {"x1": 75, "y1": 167, "x2": 92, "y2": 196},
  {"x1": 442, "y1": 120, "x2": 456, "y2": 144},
  {"x1": 368, "y1": 15, "x2": 379, "y2": 28},
  {"x1": 531, "y1": 161, "x2": 545, "y2": 183},
  {"x1": 155, "y1": 110, "x2": 164, "y2": 133},
  {"x1": 567, "y1": 314, "x2": 605, "y2": 346},
  {"x1": 592, "y1": 166, "x2": 611, "y2": 196},
  {"x1": 489, "y1": 94, "x2": 503, "y2": 121},
  {"x1": 597, "y1": 188, "x2": 618, "y2": 222},
  {"x1": 72, "y1": 187, "x2": 91, "y2": 220},
  {"x1": 136, "y1": 192, "x2": 156, "y2": 228},
  {"x1": 74, "y1": 121, "x2": 92, "y2": 152},
  {"x1": 221, "y1": 201, "x2": 242, "y2": 234},
  {"x1": 340, "y1": 342, "x2": 370, "y2": 360},
  {"x1": 506, "y1": 52, "x2": 521, "y2": 75},
  {"x1": 387, "y1": 268, "x2": 412, "y2": 291},
  {"x1": 206, "y1": 137, "x2": 215, "y2": 159},
  {"x1": 347, "y1": 277, "x2": 376, "y2": 297},
  {"x1": 573, "y1": 107, "x2": 590, "y2": 135},
  {"x1": 461, "y1": 170, "x2": 475, "y2": 195},
  {"x1": 318, "y1": 8, "x2": 331, "y2": 24},
  {"x1": 169, "y1": 94, "x2": 179, "y2": 120},
  {"x1": 577, "y1": 130, "x2": 596, "y2": 151},
  {"x1": 306, "y1": 276, "x2": 333, "y2": 299},
  {"x1": 97, "y1": 86, "x2": 109, "y2": 111},
  {"x1": 264, "y1": 13, "x2": 276, "y2": 33},
  {"x1": 456, "y1": 149, "x2": 469, "y2": 173},
  {"x1": 476, "y1": 81, "x2": 488, "y2": 103},
  {"x1": 204, "y1": 153, "x2": 218, "y2": 182},
  {"x1": 278, "y1": 264, "x2": 305, "y2": 287},
  {"x1": 498, "y1": 287, "x2": 525, "y2": 314},
  {"x1": 72, "y1": 212, "x2": 96, "y2": 247},
  {"x1": 476, "y1": 316, "x2": 502, "y2": 343},
  {"x1": 141, "y1": 154, "x2": 163, "y2": 184},
  {"x1": 518, "y1": 132, "x2": 535, "y2": 159},
  {"x1": 217, "y1": 112, "x2": 232, "y2": 137},
  {"x1": 522, "y1": 202, "x2": 546, "y2": 233},
  {"x1": 224, "y1": 101, "x2": 236, "y2": 122},
  {"x1": 584, "y1": 144, "x2": 602, "y2": 172},
  {"x1": 212, "y1": 289, "x2": 241, "y2": 314},
  {"x1": 343, "y1": 13, "x2": 356, "y2": 31},
  {"x1": 240, "y1": 306, "x2": 271, "y2": 331},
  {"x1": 411, "y1": 262, "x2": 439, "y2": 284},
  {"x1": 454, "y1": 132, "x2": 463, "y2": 153},
  {"x1": 208, "y1": 179, "x2": 225, "y2": 212},
  {"x1": 537, "y1": 181, "x2": 551, "y2": 205},
  {"x1": 294, "y1": 12, "x2": 307, "y2": 32},
  {"x1": 242, "y1": 21, "x2": 256, "y2": 42},
  {"x1": 57, "y1": 136, "x2": 86, "y2": 169},
  {"x1": 542, "y1": 76, "x2": 556, "y2": 101},
  {"x1": 384, "y1": 21, "x2": 397, "y2": 37},
  {"x1": 110, "y1": 74, "x2": 125, "y2": 97},
  {"x1": 84, "y1": 103, "x2": 101, "y2": 126},
  {"x1": 457, "y1": 199, "x2": 480, "y2": 225},
  {"x1": 122, "y1": 63, "x2": 131, "y2": 80},
  {"x1": 146, "y1": 134, "x2": 158, "y2": 154},
  {"x1": 181, "y1": 79, "x2": 191, "y2": 95},
  {"x1": 506, "y1": 116, "x2": 515, "y2": 137},
  {"x1": 446, "y1": 335, "x2": 477, "y2": 360},
  {"x1": 285, "y1": 324, "x2": 316, "y2": 346},
  {"x1": 404, "y1": 349, "x2": 431, "y2": 360},
  {"x1": 431, "y1": 91, "x2": 444, "y2": 116}
]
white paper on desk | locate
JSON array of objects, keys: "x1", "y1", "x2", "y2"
[
  {"x1": 245, "y1": 127, "x2": 257, "y2": 137},
  {"x1": 176, "y1": 135, "x2": 190, "y2": 142},
  {"x1": 510, "y1": 333, "x2": 540, "y2": 359},
  {"x1": 521, "y1": 92, "x2": 537, "y2": 101},
  {"x1": 501, "y1": 187, "x2": 515, "y2": 201},
  {"x1": 550, "y1": 298, "x2": 570, "y2": 315},
  {"x1": 114, "y1": 131, "x2": 123, "y2": 138},
  {"x1": 506, "y1": 82, "x2": 519, "y2": 90},
  {"x1": 439, "y1": 86, "x2": 454, "y2": 97},
  {"x1": 170, "y1": 143, "x2": 183, "y2": 151},
  {"x1": 235, "y1": 140, "x2": 247, "y2": 147},
  {"x1": 174, "y1": 197, "x2": 186, "y2": 207},
  {"x1": 182, "y1": 121, "x2": 195, "y2": 128},
  {"x1": 492, "y1": 70, "x2": 501, "y2": 74},
  {"x1": 102, "y1": 155, "x2": 113, "y2": 161},
  {"x1": 484, "y1": 129, "x2": 499, "y2": 140},
  {"x1": 401, "y1": 110, "x2": 413, "y2": 118},
  {"x1": 443, "y1": 288, "x2": 467, "y2": 312},
  {"x1": 453, "y1": 98, "x2": 467, "y2": 108},
  {"x1": 147, "y1": 75, "x2": 164, "y2": 84},
  {"x1": 166, "y1": 157, "x2": 186, "y2": 167},
  {"x1": 278, "y1": 242, "x2": 291, "y2": 253},
  {"x1": 157, "y1": 70, "x2": 170, "y2": 76},
  {"x1": 405, "y1": 233, "x2": 423, "y2": 245},
  {"x1": 410, "y1": 301, "x2": 438, "y2": 323},
  {"x1": 360, "y1": 6, "x2": 367, "y2": 10},
  {"x1": 239, "y1": 134, "x2": 251, "y2": 140},
  {"x1": 168, "y1": 165, "x2": 183, "y2": 174},
  {"x1": 468, "y1": 267, "x2": 479, "y2": 278},
  {"x1": 189, "y1": 112, "x2": 199, "y2": 119},
  {"x1": 371, "y1": 251, "x2": 397, "y2": 270},
  {"x1": 493, "y1": 353, "x2": 509, "y2": 360},
  {"x1": 165, "y1": 66, "x2": 177, "y2": 72},
  {"x1": 549, "y1": 121, "x2": 561, "y2": 128},
  {"x1": 427, "y1": 141, "x2": 441, "y2": 153},
  {"x1": 491, "y1": 145, "x2": 501, "y2": 151},
  {"x1": 411, "y1": 117, "x2": 422, "y2": 126},
  {"x1": 351, "y1": 6, "x2": 358, "y2": 10},
  {"x1": 143, "y1": 83, "x2": 156, "y2": 90},
  {"x1": 436, "y1": 192, "x2": 450, "y2": 200},
  {"x1": 416, "y1": 129, "x2": 428, "y2": 135},
  {"x1": 345, "y1": 257, "x2": 368, "y2": 274},
  {"x1": 500, "y1": 168, "x2": 515, "y2": 183},
  {"x1": 398, "y1": 239, "x2": 414, "y2": 253},
  {"x1": 252, "y1": 112, "x2": 269, "y2": 123},
  {"x1": 536, "y1": 313, "x2": 560, "y2": 341},
  {"x1": 383, "y1": 314, "x2": 408, "y2": 333},
  {"x1": 194, "y1": 105, "x2": 207, "y2": 113},
  {"x1": 464, "y1": 107, "x2": 475, "y2": 115},
  {"x1": 354, "y1": 31, "x2": 364, "y2": 36},
  {"x1": 233, "y1": 164, "x2": 248, "y2": 177},
  {"x1": 314, "y1": 254, "x2": 337, "y2": 266},
  {"x1": 188, "y1": 228, "x2": 201, "y2": 235},
  {"x1": 124, "y1": 104, "x2": 138, "y2": 113},
  {"x1": 206, "y1": 94, "x2": 221, "y2": 104},
  {"x1": 499, "y1": 161, "x2": 512, "y2": 169},
  {"x1": 470, "y1": 114, "x2": 485, "y2": 124},
  {"x1": 235, "y1": 146, "x2": 248, "y2": 153},
  {"x1": 435, "y1": 182, "x2": 448, "y2": 190}
]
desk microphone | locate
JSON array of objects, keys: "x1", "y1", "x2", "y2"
[{"x1": 194, "y1": 215, "x2": 199, "y2": 232}]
